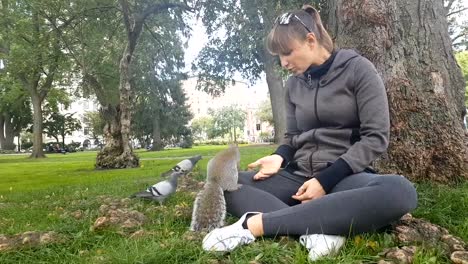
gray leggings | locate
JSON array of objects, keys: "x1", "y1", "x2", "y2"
[{"x1": 225, "y1": 170, "x2": 417, "y2": 236}]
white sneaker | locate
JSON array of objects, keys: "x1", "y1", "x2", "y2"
[
  {"x1": 299, "y1": 234, "x2": 346, "y2": 261},
  {"x1": 202, "y1": 212, "x2": 259, "y2": 252}
]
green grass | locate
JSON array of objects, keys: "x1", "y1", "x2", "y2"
[{"x1": 0, "y1": 144, "x2": 466, "y2": 263}]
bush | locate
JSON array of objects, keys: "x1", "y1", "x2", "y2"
[
  {"x1": 0, "y1": 149, "x2": 16, "y2": 154},
  {"x1": 21, "y1": 141, "x2": 33, "y2": 150},
  {"x1": 259, "y1": 132, "x2": 274, "y2": 143},
  {"x1": 0, "y1": 143, "x2": 17, "y2": 151},
  {"x1": 179, "y1": 136, "x2": 193, "y2": 149},
  {"x1": 67, "y1": 141, "x2": 81, "y2": 151}
]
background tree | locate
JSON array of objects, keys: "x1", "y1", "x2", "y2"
[
  {"x1": 43, "y1": 112, "x2": 82, "y2": 147},
  {"x1": 455, "y1": 51, "x2": 468, "y2": 108},
  {"x1": 156, "y1": 83, "x2": 193, "y2": 149},
  {"x1": 323, "y1": 0, "x2": 468, "y2": 182},
  {"x1": 68, "y1": 1, "x2": 192, "y2": 168},
  {"x1": 446, "y1": 0, "x2": 468, "y2": 50},
  {"x1": 47, "y1": 0, "x2": 193, "y2": 168},
  {"x1": 131, "y1": 15, "x2": 192, "y2": 151},
  {"x1": 195, "y1": 0, "x2": 308, "y2": 144},
  {"x1": 83, "y1": 111, "x2": 105, "y2": 145},
  {"x1": 0, "y1": 0, "x2": 73, "y2": 158},
  {"x1": 132, "y1": 80, "x2": 193, "y2": 150},
  {"x1": 0, "y1": 75, "x2": 32, "y2": 151},
  {"x1": 190, "y1": 116, "x2": 214, "y2": 141},
  {"x1": 210, "y1": 106, "x2": 246, "y2": 143},
  {"x1": 256, "y1": 99, "x2": 274, "y2": 127},
  {"x1": 64, "y1": 1, "x2": 126, "y2": 165},
  {"x1": 19, "y1": 131, "x2": 34, "y2": 151}
]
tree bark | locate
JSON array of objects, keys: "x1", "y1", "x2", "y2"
[
  {"x1": 263, "y1": 50, "x2": 286, "y2": 144},
  {"x1": 3, "y1": 113, "x2": 16, "y2": 150},
  {"x1": 118, "y1": 44, "x2": 139, "y2": 160},
  {"x1": 325, "y1": 0, "x2": 468, "y2": 182},
  {"x1": 30, "y1": 92, "x2": 45, "y2": 158},
  {"x1": 92, "y1": 77, "x2": 140, "y2": 168},
  {"x1": 96, "y1": 104, "x2": 139, "y2": 168},
  {"x1": 151, "y1": 114, "x2": 163, "y2": 151}
]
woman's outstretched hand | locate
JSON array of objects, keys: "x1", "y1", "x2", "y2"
[
  {"x1": 248, "y1": 154, "x2": 283, "y2": 181},
  {"x1": 292, "y1": 178, "x2": 325, "y2": 203}
]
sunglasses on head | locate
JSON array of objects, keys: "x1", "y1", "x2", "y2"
[{"x1": 275, "y1": 12, "x2": 312, "y2": 33}]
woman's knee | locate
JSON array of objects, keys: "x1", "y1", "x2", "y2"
[{"x1": 371, "y1": 175, "x2": 418, "y2": 213}]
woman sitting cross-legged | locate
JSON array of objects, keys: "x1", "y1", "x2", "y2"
[{"x1": 201, "y1": 4, "x2": 417, "y2": 261}]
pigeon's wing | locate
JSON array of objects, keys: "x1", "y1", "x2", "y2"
[{"x1": 150, "y1": 180, "x2": 175, "y2": 196}]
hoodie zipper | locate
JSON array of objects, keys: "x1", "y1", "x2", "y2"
[
  {"x1": 308, "y1": 129, "x2": 317, "y2": 175},
  {"x1": 306, "y1": 74, "x2": 323, "y2": 176},
  {"x1": 314, "y1": 80, "x2": 322, "y2": 125}
]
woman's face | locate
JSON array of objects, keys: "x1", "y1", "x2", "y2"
[{"x1": 278, "y1": 36, "x2": 322, "y2": 75}]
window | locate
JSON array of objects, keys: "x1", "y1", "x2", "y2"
[
  {"x1": 256, "y1": 124, "x2": 261, "y2": 131},
  {"x1": 84, "y1": 127, "x2": 90, "y2": 135}
]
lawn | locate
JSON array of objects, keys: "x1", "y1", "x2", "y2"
[{"x1": 0, "y1": 144, "x2": 466, "y2": 263}]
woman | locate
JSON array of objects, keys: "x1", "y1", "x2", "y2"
[{"x1": 202, "y1": 5, "x2": 417, "y2": 261}]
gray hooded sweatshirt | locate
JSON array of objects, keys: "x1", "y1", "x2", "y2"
[{"x1": 277, "y1": 49, "x2": 390, "y2": 180}]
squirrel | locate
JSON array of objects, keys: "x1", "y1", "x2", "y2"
[{"x1": 190, "y1": 145, "x2": 241, "y2": 232}]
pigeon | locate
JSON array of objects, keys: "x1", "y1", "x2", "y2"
[
  {"x1": 130, "y1": 155, "x2": 202, "y2": 204},
  {"x1": 131, "y1": 170, "x2": 185, "y2": 204},
  {"x1": 162, "y1": 155, "x2": 202, "y2": 177}
]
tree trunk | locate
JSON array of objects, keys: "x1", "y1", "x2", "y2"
[
  {"x1": 96, "y1": 103, "x2": 139, "y2": 169},
  {"x1": 95, "y1": 0, "x2": 145, "y2": 169},
  {"x1": 3, "y1": 113, "x2": 16, "y2": 150},
  {"x1": 17, "y1": 134, "x2": 20, "y2": 152},
  {"x1": 263, "y1": 50, "x2": 286, "y2": 144},
  {"x1": 151, "y1": 114, "x2": 163, "y2": 151},
  {"x1": 95, "y1": 35, "x2": 140, "y2": 168},
  {"x1": 117, "y1": 44, "x2": 138, "y2": 162},
  {"x1": 325, "y1": 0, "x2": 468, "y2": 182},
  {"x1": 234, "y1": 127, "x2": 237, "y2": 143},
  {"x1": 0, "y1": 114, "x2": 5, "y2": 150},
  {"x1": 30, "y1": 93, "x2": 45, "y2": 158}
]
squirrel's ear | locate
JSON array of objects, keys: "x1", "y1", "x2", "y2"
[{"x1": 302, "y1": 4, "x2": 319, "y2": 16}]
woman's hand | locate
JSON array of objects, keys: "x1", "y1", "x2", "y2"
[
  {"x1": 248, "y1": 154, "x2": 283, "y2": 181},
  {"x1": 292, "y1": 178, "x2": 326, "y2": 203}
]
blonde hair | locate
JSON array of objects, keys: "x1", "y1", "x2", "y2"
[{"x1": 266, "y1": 5, "x2": 334, "y2": 55}]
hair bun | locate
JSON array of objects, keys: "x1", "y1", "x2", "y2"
[{"x1": 302, "y1": 4, "x2": 319, "y2": 16}]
